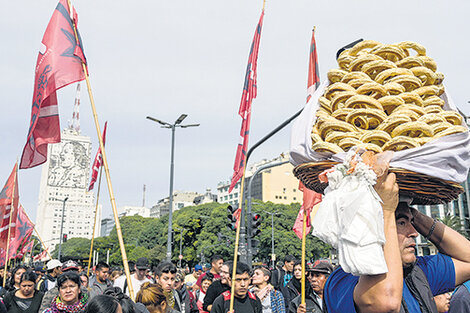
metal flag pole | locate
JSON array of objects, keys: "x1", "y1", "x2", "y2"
[
  {"x1": 66, "y1": 0, "x2": 135, "y2": 300},
  {"x1": 87, "y1": 166, "x2": 103, "y2": 276},
  {"x1": 3, "y1": 163, "x2": 17, "y2": 287}
]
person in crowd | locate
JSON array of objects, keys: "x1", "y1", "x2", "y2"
[
  {"x1": 195, "y1": 256, "x2": 223, "y2": 289},
  {"x1": 289, "y1": 261, "x2": 333, "y2": 313},
  {"x1": 79, "y1": 273, "x2": 89, "y2": 290},
  {"x1": 89, "y1": 262, "x2": 112, "y2": 299},
  {"x1": 110, "y1": 269, "x2": 122, "y2": 284},
  {"x1": 284, "y1": 261, "x2": 302, "y2": 306},
  {"x1": 174, "y1": 271, "x2": 198, "y2": 313},
  {"x1": 153, "y1": 262, "x2": 184, "y2": 313},
  {"x1": 211, "y1": 262, "x2": 262, "y2": 313},
  {"x1": 434, "y1": 292, "x2": 451, "y2": 313},
  {"x1": 271, "y1": 256, "x2": 295, "y2": 291},
  {"x1": 35, "y1": 267, "x2": 47, "y2": 292},
  {"x1": 184, "y1": 266, "x2": 202, "y2": 292},
  {"x1": 136, "y1": 282, "x2": 177, "y2": 313},
  {"x1": 449, "y1": 280, "x2": 470, "y2": 312},
  {"x1": 84, "y1": 295, "x2": 120, "y2": 313},
  {"x1": 114, "y1": 258, "x2": 152, "y2": 299},
  {"x1": 103, "y1": 287, "x2": 140, "y2": 313},
  {"x1": 4, "y1": 271, "x2": 44, "y2": 313},
  {"x1": 77, "y1": 264, "x2": 84, "y2": 275},
  {"x1": 193, "y1": 276, "x2": 212, "y2": 313},
  {"x1": 324, "y1": 170, "x2": 470, "y2": 312},
  {"x1": 3, "y1": 265, "x2": 28, "y2": 295},
  {"x1": 251, "y1": 266, "x2": 285, "y2": 313},
  {"x1": 44, "y1": 260, "x2": 63, "y2": 291},
  {"x1": 202, "y1": 262, "x2": 231, "y2": 312},
  {"x1": 42, "y1": 272, "x2": 88, "y2": 313}
]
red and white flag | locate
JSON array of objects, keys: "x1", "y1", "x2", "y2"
[
  {"x1": 20, "y1": 0, "x2": 87, "y2": 169},
  {"x1": 33, "y1": 250, "x2": 49, "y2": 262},
  {"x1": 0, "y1": 164, "x2": 19, "y2": 240},
  {"x1": 88, "y1": 122, "x2": 107, "y2": 191},
  {"x1": 293, "y1": 182, "x2": 322, "y2": 239},
  {"x1": 306, "y1": 28, "x2": 320, "y2": 103},
  {"x1": 229, "y1": 10, "x2": 264, "y2": 193},
  {"x1": 17, "y1": 240, "x2": 34, "y2": 259}
]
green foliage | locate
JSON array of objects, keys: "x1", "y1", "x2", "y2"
[
  {"x1": 439, "y1": 215, "x2": 469, "y2": 239},
  {"x1": 56, "y1": 201, "x2": 331, "y2": 266}
]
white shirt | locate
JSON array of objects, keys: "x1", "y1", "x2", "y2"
[{"x1": 114, "y1": 274, "x2": 152, "y2": 299}]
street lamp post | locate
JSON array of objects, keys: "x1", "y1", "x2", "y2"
[
  {"x1": 263, "y1": 210, "x2": 281, "y2": 268},
  {"x1": 58, "y1": 197, "x2": 69, "y2": 261},
  {"x1": 147, "y1": 114, "x2": 200, "y2": 261}
]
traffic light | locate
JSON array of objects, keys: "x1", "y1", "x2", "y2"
[
  {"x1": 227, "y1": 205, "x2": 238, "y2": 231},
  {"x1": 250, "y1": 239, "x2": 260, "y2": 255},
  {"x1": 251, "y1": 213, "x2": 262, "y2": 237},
  {"x1": 63, "y1": 234, "x2": 68, "y2": 243}
]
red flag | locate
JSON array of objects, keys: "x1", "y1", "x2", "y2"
[
  {"x1": 20, "y1": 0, "x2": 87, "y2": 169},
  {"x1": 293, "y1": 182, "x2": 322, "y2": 239},
  {"x1": 0, "y1": 164, "x2": 19, "y2": 240},
  {"x1": 33, "y1": 250, "x2": 49, "y2": 262},
  {"x1": 306, "y1": 29, "x2": 320, "y2": 103},
  {"x1": 17, "y1": 241, "x2": 34, "y2": 259},
  {"x1": 229, "y1": 10, "x2": 264, "y2": 193},
  {"x1": 88, "y1": 122, "x2": 107, "y2": 191}
]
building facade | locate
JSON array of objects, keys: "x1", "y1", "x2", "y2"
[
  {"x1": 36, "y1": 127, "x2": 101, "y2": 252},
  {"x1": 150, "y1": 190, "x2": 215, "y2": 218}
]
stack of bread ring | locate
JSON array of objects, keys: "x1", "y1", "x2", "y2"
[{"x1": 312, "y1": 40, "x2": 467, "y2": 154}]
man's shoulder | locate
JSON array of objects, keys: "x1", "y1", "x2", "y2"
[{"x1": 324, "y1": 267, "x2": 359, "y2": 312}]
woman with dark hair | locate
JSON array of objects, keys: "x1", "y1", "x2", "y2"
[
  {"x1": 284, "y1": 261, "x2": 302, "y2": 306},
  {"x1": 103, "y1": 287, "x2": 135, "y2": 313},
  {"x1": 193, "y1": 276, "x2": 212, "y2": 313},
  {"x1": 42, "y1": 272, "x2": 88, "y2": 313},
  {"x1": 3, "y1": 271, "x2": 44, "y2": 313},
  {"x1": 78, "y1": 274, "x2": 89, "y2": 290},
  {"x1": 3, "y1": 266, "x2": 29, "y2": 295},
  {"x1": 84, "y1": 295, "x2": 121, "y2": 313}
]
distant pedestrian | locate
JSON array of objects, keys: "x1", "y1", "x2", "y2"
[
  {"x1": 114, "y1": 258, "x2": 151, "y2": 300},
  {"x1": 195, "y1": 256, "x2": 223, "y2": 289},
  {"x1": 89, "y1": 262, "x2": 112, "y2": 299}
]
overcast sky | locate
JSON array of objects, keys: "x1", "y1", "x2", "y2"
[{"x1": 1, "y1": 0, "x2": 469, "y2": 223}]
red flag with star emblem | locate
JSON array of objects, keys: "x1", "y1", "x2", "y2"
[{"x1": 20, "y1": 0, "x2": 87, "y2": 169}]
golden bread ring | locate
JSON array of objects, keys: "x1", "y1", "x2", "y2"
[
  {"x1": 418, "y1": 56, "x2": 437, "y2": 72},
  {"x1": 388, "y1": 74, "x2": 423, "y2": 91},
  {"x1": 347, "y1": 78, "x2": 375, "y2": 89},
  {"x1": 414, "y1": 86, "x2": 442, "y2": 99},
  {"x1": 435, "y1": 72, "x2": 445, "y2": 85},
  {"x1": 396, "y1": 41, "x2": 427, "y2": 56},
  {"x1": 356, "y1": 82, "x2": 388, "y2": 99},
  {"x1": 383, "y1": 82, "x2": 406, "y2": 95},
  {"x1": 378, "y1": 95, "x2": 406, "y2": 115},
  {"x1": 318, "y1": 96, "x2": 332, "y2": 113},
  {"x1": 391, "y1": 104, "x2": 426, "y2": 117},
  {"x1": 399, "y1": 92, "x2": 424, "y2": 107},
  {"x1": 312, "y1": 141, "x2": 345, "y2": 154},
  {"x1": 311, "y1": 133, "x2": 323, "y2": 144},
  {"x1": 423, "y1": 96, "x2": 445, "y2": 107},
  {"x1": 432, "y1": 122, "x2": 453, "y2": 134},
  {"x1": 346, "y1": 108, "x2": 388, "y2": 130},
  {"x1": 318, "y1": 118, "x2": 358, "y2": 138},
  {"x1": 328, "y1": 69, "x2": 348, "y2": 83},
  {"x1": 348, "y1": 40, "x2": 381, "y2": 56},
  {"x1": 331, "y1": 108, "x2": 355, "y2": 121},
  {"x1": 370, "y1": 44, "x2": 407, "y2": 61},
  {"x1": 340, "y1": 72, "x2": 371, "y2": 84},
  {"x1": 337, "y1": 53, "x2": 355, "y2": 71},
  {"x1": 362, "y1": 60, "x2": 397, "y2": 79},
  {"x1": 424, "y1": 105, "x2": 443, "y2": 114},
  {"x1": 389, "y1": 109, "x2": 420, "y2": 121},
  {"x1": 415, "y1": 137, "x2": 434, "y2": 145},
  {"x1": 410, "y1": 67, "x2": 437, "y2": 85},
  {"x1": 418, "y1": 113, "x2": 446, "y2": 125},
  {"x1": 344, "y1": 94, "x2": 384, "y2": 110},
  {"x1": 395, "y1": 56, "x2": 425, "y2": 69},
  {"x1": 337, "y1": 138, "x2": 363, "y2": 151},
  {"x1": 375, "y1": 68, "x2": 413, "y2": 84},
  {"x1": 377, "y1": 114, "x2": 412, "y2": 134},
  {"x1": 324, "y1": 131, "x2": 360, "y2": 144},
  {"x1": 330, "y1": 91, "x2": 357, "y2": 112},
  {"x1": 324, "y1": 82, "x2": 356, "y2": 100},
  {"x1": 433, "y1": 126, "x2": 468, "y2": 139},
  {"x1": 359, "y1": 130, "x2": 392, "y2": 147},
  {"x1": 391, "y1": 121, "x2": 434, "y2": 138},
  {"x1": 382, "y1": 136, "x2": 420, "y2": 151},
  {"x1": 349, "y1": 54, "x2": 384, "y2": 72},
  {"x1": 441, "y1": 111, "x2": 463, "y2": 125}
]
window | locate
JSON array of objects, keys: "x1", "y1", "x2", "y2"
[
  {"x1": 293, "y1": 189, "x2": 296, "y2": 192},
  {"x1": 293, "y1": 197, "x2": 296, "y2": 201},
  {"x1": 284, "y1": 196, "x2": 287, "y2": 199}
]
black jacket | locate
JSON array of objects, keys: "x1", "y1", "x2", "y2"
[
  {"x1": 211, "y1": 290, "x2": 262, "y2": 313},
  {"x1": 202, "y1": 280, "x2": 230, "y2": 312},
  {"x1": 3, "y1": 290, "x2": 44, "y2": 313},
  {"x1": 288, "y1": 286, "x2": 323, "y2": 313}
]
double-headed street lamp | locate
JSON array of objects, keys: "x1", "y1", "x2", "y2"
[{"x1": 146, "y1": 114, "x2": 200, "y2": 261}]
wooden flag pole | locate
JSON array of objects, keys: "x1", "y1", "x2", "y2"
[
  {"x1": 21, "y1": 203, "x2": 53, "y2": 260},
  {"x1": 3, "y1": 163, "x2": 17, "y2": 287},
  {"x1": 66, "y1": 0, "x2": 135, "y2": 299},
  {"x1": 87, "y1": 166, "x2": 103, "y2": 277},
  {"x1": 301, "y1": 207, "x2": 307, "y2": 305}
]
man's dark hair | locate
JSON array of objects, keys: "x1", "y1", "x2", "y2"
[
  {"x1": 228, "y1": 262, "x2": 251, "y2": 276},
  {"x1": 294, "y1": 260, "x2": 302, "y2": 268},
  {"x1": 210, "y1": 255, "x2": 223, "y2": 265},
  {"x1": 20, "y1": 271, "x2": 37, "y2": 284},
  {"x1": 96, "y1": 262, "x2": 110, "y2": 272},
  {"x1": 255, "y1": 266, "x2": 271, "y2": 280},
  {"x1": 284, "y1": 255, "x2": 296, "y2": 263},
  {"x1": 85, "y1": 295, "x2": 120, "y2": 313},
  {"x1": 57, "y1": 271, "x2": 81, "y2": 289},
  {"x1": 154, "y1": 262, "x2": 177, "y2": 277}
]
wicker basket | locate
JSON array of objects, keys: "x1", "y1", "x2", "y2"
[{"x1": 293, "y1": 161, "x2": 464, "y2": 205}]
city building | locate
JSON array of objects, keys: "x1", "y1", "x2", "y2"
[
  {"x1": 150, "y1": 190, "x2": 215, "y2": 218},
  {"x1": 36, "y1": 126, "x2": 101, "y2": 252},
  {"x1": 118, "y1": 206, "x2": 150, "y2": 218},
  {"x1": 217, "y1": 154, "x2": 303, "y2": 206},
  {"x1": 100, "y1": 217, "x2": 114, "y2": 237}
]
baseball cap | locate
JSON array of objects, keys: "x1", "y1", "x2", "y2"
[
  {"x1": 46, "y1": 259, "x2": 63, "y2": 271},
  {"x1": 194, "y1": 264, "x2": 203, "y2": 271},
  {"x1": 35, "y1": 266, "x2": 46, "y2": 273},
  {"x1": 135, "y1": 257, "x2": 149, "y2": 270},
  {"x1": 62, "y1": 260, "x2": 79, "y2": 272},
  {"x1": 309, "y1": 260, "x2": 334, "y2": 275}
]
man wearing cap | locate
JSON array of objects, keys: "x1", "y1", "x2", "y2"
[
  {"x1": 44, "y1": 259, "x2": 62, "y2": 291},
  {"x1": 184, "y1": 265, "x2": 203, "y2": 291},
  {"x1": 35, "y1": 266, "x2": 47, "y2": 292},
  {"x1": 289, "y1": 261, "x2": 333, "y2": 313},
  {"x1": 324, "y1": 171, "x2": 470, "y2": 313},
  {"x1": 114, "y1": 257, "x2": 151, "y2": 299}
]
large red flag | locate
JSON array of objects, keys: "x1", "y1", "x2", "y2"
[
  {"x1": 0, "y1": 164, "x2": 19, "y2": 240},
  {"x1": 17, "y1": 241, "x2": 34, "y2": 259},
  {"x1": 88, "y1": 122, "x2": 108, "y2": 191},
  {"x1": 306, "y1": 29, "x2": 320, "y2": 103},
  {"x1": 20, "y1": 0, "x2": 87, "y2": 169},
  {"x1": 229, "y1": 10, "x2": 264, "y2": 193},
  {"x1": 293, "y1": 182, "x2": 322, "y2": 239}
]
